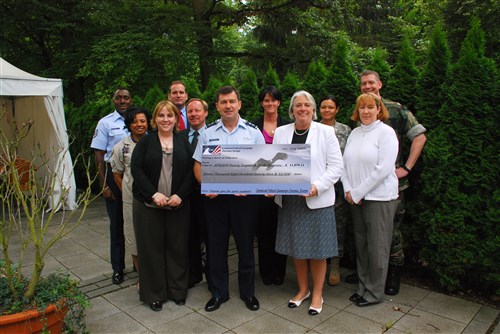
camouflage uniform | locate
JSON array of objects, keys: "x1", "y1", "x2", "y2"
[
  {"x1": 333, "y1": 122, "x2": 351, "y2": 258},
  {"x1": 383, "y1": 99, "x2": 426, "y2": 266}
]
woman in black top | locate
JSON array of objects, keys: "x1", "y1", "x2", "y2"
[
  {"x1": 252, "y1": 86, "x2": 290, "y2": 285},
  {"x1": 131, "y1": 100, "x2": 194, "y2": 311}
]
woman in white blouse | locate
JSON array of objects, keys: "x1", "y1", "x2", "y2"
[{"x1": 342, "y1": 93, "x2": 398, "y2": 307}]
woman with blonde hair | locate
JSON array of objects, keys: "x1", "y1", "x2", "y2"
[{"x1": 131, "y1": 100, "x2": 194, "y2": 311}]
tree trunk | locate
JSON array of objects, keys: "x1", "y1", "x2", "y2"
[{"x1": 191, "y1": 0, "x2": 215, "y2": 90}]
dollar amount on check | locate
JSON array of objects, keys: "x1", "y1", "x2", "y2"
[{"x1": 201, "y1": 144, "x2": 310, "y2": 195}]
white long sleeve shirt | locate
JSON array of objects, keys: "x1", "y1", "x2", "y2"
[{"x1": 342, "y1": 120, "x2": 399, "y2": 204}]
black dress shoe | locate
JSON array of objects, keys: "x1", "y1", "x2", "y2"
[
  {"x1": 174, "y1": 299, "x2": 186, "y2": 306},
  {"x1": 349, "y1": 293, "x2": 362, "y2": 302},
  {"x1": 355, "y1": 297, "x2": 377, "y2": 307},
  {"x1": 345, "y1": 272, "x2": 359, "y2": 284},
  {"x1": 241, "y1": 296, "x2": 260, "y2": 311},
  {"x1": 205, "y1": 296, "x2": 229, "y2": 312},
  {"x1": 112, "y1": 271, "x2": 124, "y2": 284},
  {"x1": 385, "y1": 264, "x2": 400, "y2": 295},
  {"x1": 149, "y1": 301, "x2": 162, "y2": 311},
  {"x1": 274, "y1": 277, "x2": 284, "y2": 285}
]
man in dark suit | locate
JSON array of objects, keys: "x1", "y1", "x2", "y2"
[{"x1": 180, "y1": 98, "x2": 209, "y2": 288}]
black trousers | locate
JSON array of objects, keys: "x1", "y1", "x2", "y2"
[
  {"x1": 105, "y1": 164, "x2": 125, "y2": 272},
  {"x1": 204, "y1": 195, "x2": 258, "y2": 299},
  {"x1": 257, "y1": 196, "x2": 287, "y2": 280},
  {"x1": 188, "y1": 186, "x2": 208, "y2": 285},
  {"x1": 134, "y1": 199, "x2": 190, "y2": 303}
]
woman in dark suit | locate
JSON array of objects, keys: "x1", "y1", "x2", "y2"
[
  {"x1": 131, "y1": 100, "x2": 194, "y2": 311},
  {"x1": 252, "y1": 86, "x2": 290, "y2": 285}
]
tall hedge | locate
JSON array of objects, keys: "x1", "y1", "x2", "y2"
[
  {"x1": 366, "y1": 47, "x2": 391, "y2": 87},
  {"x1": 323, "y1": 36, "x2": 358, "y2": 123},
  {"x1": 261, "y1": 63, "x2": 281, "y2": 90},
  {"x1": 302, "y1": 60, "x2": 328, "y2": 101},
  {"x1": 280, "y1": 71, "x2": 301, "y2": 117},
  {"x1": 415, "y1": 24, "x2": 451, "y2": 132},
  {"x1": 416, "y1": 18, "x2": 499, "y2": 292},
  {"x1": 386, "y1": 35, "x2": 419, "y2": 111},
  {"x1": 405, "y1": 23, "x2": 452, "y2": 262},
  {"x1": 239, "y1": 69, "x2": 260, "y2": 120}
]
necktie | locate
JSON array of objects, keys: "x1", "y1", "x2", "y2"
[
  {"x1": 191, "y1": 130, "x2": 199, "y2": 152},
  {"x1": 178, "y1": 116, "x2": 186, "y2": 130}
]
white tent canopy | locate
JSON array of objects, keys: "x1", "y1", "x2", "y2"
[{"x1": 0, "y1": 57, "x2": 76, "y2": 210}]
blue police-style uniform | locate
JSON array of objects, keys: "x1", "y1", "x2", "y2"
[
  {"x1": 91, "y1": 110, "x2": 129, "y2": 274},
  {"x1": 91, "y1": 111, "x2": 129, "y2": 161},
  {"x1": 193, "y1": 117, "x2": 264, "y2": 300}
]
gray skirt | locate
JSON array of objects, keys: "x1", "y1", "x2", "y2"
[{"x1": 276, "y1": 196, "x2": 338, "y2": 259}]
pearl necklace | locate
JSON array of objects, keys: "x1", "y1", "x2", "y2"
[{"x1": 294, "y1": 125, "x2": 310, "y2": 136}]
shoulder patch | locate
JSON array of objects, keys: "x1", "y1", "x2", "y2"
[
  {"x1": 383, "y1": 99, "x2": 402, "y2": 108},
  {"x1": 244, "y1": 120, "x2": 258, "y2": 129},
  {"x1": 206, "y1": 120, "x2": 219, "y2": 128}
]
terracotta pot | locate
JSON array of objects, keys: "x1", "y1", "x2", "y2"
[{"x1": 0, "y1": 304, "x2": 68, "y2": 334}]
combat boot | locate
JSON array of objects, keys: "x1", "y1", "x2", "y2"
[
  {"x1": 327, "y1": 257, "x2": 340, "y2": 286},
  {"x1": 385, "y1": 264, "x2": 400, "y2": 295}
]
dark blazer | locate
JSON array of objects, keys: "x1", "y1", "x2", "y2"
[
  {"x1": 131, "y1": 130, "x2": 194, "y2": 203},
  {"x1": 179, "y1": 129, "x2": 195, "y2": 155},
  {"x1": 251, "y1": 114, "x2": 291, "y2": 133}
]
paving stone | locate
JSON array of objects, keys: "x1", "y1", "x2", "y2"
[
  {"x1": 86, "y1": 311, "x2": 148, "y2": 333},
  {"x1": 79, "y1": 284, "x2": 99, "y2": 294},
  {"x1": 78, "y1": 274, "x2": 107, "y2": 287},
  {"x1": 415, "y1": 291, "x2": 481, "y2": 323},
  {"x1": 393, "y1": 308, "x2": 467, "y2": 334},
  {"x1": 314, "y1": 310, "x2": 388, "y2": 334},
  {"x1": 103, "y1": 285, "x2": 143, "y2": 311},
  {"x1": 150, "y1": 311, "x2": 228, "y2": 333},
  {"x1": 472, "y1": 305, "x2": 499, "y2": 324},
  {"x1": 86, "y1": 284, "x2": 122, "y2": 299},
  {"x1": 462, "y1": 319, "x2": 493, "y2": 334},
  {"x1": 85, "y1": 296, "x2": 121, "y2": 322},
  {"x1": 233, "y1": 312, "x2": 309, "y2": 333}
]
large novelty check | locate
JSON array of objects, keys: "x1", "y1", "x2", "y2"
[{"x1": 200, "y1": 144, "x2": 310, "y2": 195}]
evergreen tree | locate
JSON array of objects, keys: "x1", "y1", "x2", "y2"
[
  {"x1": 366, "y1": 47, "x2": 391, "y2": 88},
  {"x1": 415, "y1": 24, "x2": 451, "y2": 132},
  {"x1": 238, "y1": 69, "x2": 260, "y2": 120},
  {"x1": 323, "y1": 36, "x2": 358, "y2": 124},
  {"x1": 201, "y1": 76, "x2": 224, "y2": 123},
  {"x1": 302, "y1": 60, "x2": 328, "y2": 102},
  {"x1": 182, "y1": 76, "x2": 202, "y2": 99},
  {"x1": 280, "y1": 71, "x2": 301, "y2": 118},
  {"x1": 417, "y1": 17, "x2": 499, "y2": 292},
  {"x1": 386, "y1": 35, "x2": 419, "y2": 111},
  {"x1": 261, "y1": 63, "x2": 281, "y2": 90},
  {"x1": 405, "y1": 23, "x2": 451, "y2": 260},
  {"x1": 141, "y1": 85, "x2": 166, "y2": 114}
]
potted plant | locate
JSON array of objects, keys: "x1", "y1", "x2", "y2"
[{"x1": 0, "y1": 112, "x2": 99, "y2": 333}]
